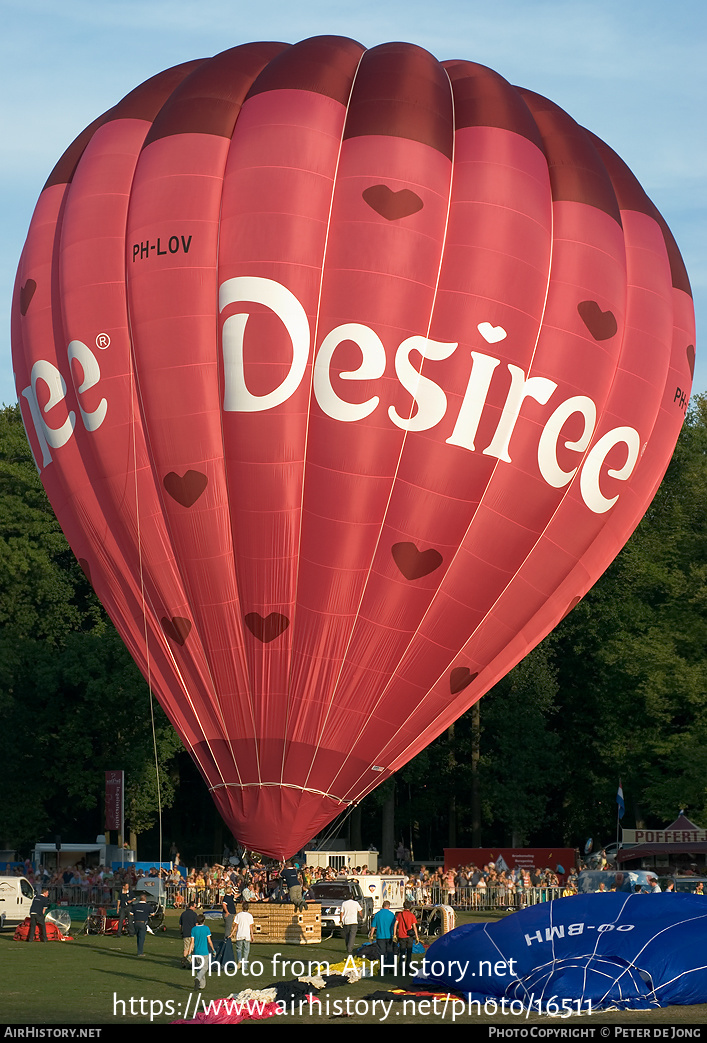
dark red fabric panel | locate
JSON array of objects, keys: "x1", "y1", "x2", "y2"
[
  {"x1": 444, "y1": 60, "x2": 542, "y2": 147},
  {"x1": 144, "y1": 42, "x2": 288, "y2": 143},
  {"x1": 518, "y1": 88, "x2": 622, "y2": 224},
  {"x1": 246, "y1": 35, "x2": 364, "y2": 103},
  {"x1": 587, "y1": 131, "x2": 692, "y2": 296},
  {"x1": 44, "y1": 61, "x2": 203, "y2": 188},
  {"x1": 343, "y1": 42, "x2": 454, "y2": 158}
]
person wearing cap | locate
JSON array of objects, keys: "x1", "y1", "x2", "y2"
[
  {"x1": 280, "y1": 861, "x2": 306, "y2": 912},
  {"x1": 27, "y1": 888, "x2": 51, "y2": 942}
]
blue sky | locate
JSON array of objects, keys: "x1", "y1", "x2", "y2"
[{"x1": 2, "y1": 0, "x2": 704, "y2": 407}]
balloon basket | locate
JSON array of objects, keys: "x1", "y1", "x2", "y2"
[{"x1": 245, "y1": 903, "x2": 321, "y2": 944}]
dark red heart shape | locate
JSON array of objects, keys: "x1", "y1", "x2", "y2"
[
  {"x1": 687, "y1": 344, "x2": 695, "y2": 379},
  {"x1": 391, "y1": 542, "x2": 443, "y2": 580},
  {"x1": 161, "y1": 616, "x2": 192, "y2": 646},
  {"x1": 362, "y1": 185, "x2": 424, "y2": 221},
  {"x1": 449, "y1": 667, "x2": 478, "y2": 695},
  {"x1": 245, "y1": 612, "x2": 290, "y2": 643},
  {"x1": 163, "y1": 470, "x2": 208, "y2": 507},
  {"x1": 20, "y1": 279, "x2": 37, "y2": 316},
  {"x1": 577, "y1": 300, "x2": 617, "y2": 341}
]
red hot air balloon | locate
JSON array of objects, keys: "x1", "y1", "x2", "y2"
[{"x1": 12, "y1": 38, "x2": 695, "y2": 858}]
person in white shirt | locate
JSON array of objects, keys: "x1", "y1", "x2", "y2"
[
  {"x1": 340, "y1": 897, "x2": 362, "y2": 955},
  {"x1": 234, "y1": 901, "x2": 255, "y2": 970}
]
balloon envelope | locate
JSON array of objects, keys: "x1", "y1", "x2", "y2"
[
  {"x1": 12, "y1": 38, "x2": 695, "y2": 857},
  {"x1": 415, "y1": 894, "x2": 707, "y2": 1011}
]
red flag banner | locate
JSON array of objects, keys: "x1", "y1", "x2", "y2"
[{"x1": 105, "y1": 771, "x2": 123, "y2": 831}]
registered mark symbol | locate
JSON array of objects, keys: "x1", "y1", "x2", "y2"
[{"x1": 96, "y1": 333, "x2": 111, "y2": 349}]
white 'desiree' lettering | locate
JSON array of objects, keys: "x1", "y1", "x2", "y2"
[
  {"x1": 314, "y1": 323, "x2": 386, "y2": 422},
  {"x1": 537, "y1": 395, "x2": 597, "y2": 488},
  {"x1": 67, "y1": 340, "x2": 107, "y2": 432},
  {"x1": 481, "y1": 364, "x2": 556, "y2": 463},
  {"x1": 389, "y1": 336, "x2": 458, "y2": 432},
  {"x1": 580, "y1": 427, "x2": 641, "y2": 514},
  {"x1": 220, "y1": 276, "x2": 310, "y2": 413},
  {"x1": 21, "y1": 340, "x2": 107, "y2": 469},
  {"x1": 217, "y1": 275, "x2": 642, "y2": 516},
  {"x1": 21, "y1": 359, "x2": 75, "y2": 468},
  {"x1": 445, "y1": 351, "x2": 501, "y2": 452},
  {"x1": 18, "y1": 274, "x2": 644, "y2": 519}
]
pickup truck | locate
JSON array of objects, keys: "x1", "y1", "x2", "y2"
[{"x1": 310, "y1": 878, "x2": 374, "y2": 936}]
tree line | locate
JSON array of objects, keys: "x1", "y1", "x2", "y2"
[{"x1": 2, "y1": 398, "x2": 706, "y2": 862}]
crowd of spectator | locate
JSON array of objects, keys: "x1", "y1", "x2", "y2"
[
  {"x1": 4, "y1": 855, "x2": 571, "y2": 910},
  {"x1": 172, "y1": 860, "x2": 413, "y2": 907},
  {"x1": 3, "y1": 859, "x2": 173, "y2": 906},
  {"x1": 402, "y1": 861, "x2": 568, "y2": 908},
  {"x1": 9, "y1": 847, "x2": 705, "y2": 914}
]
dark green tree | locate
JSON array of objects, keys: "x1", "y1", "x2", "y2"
[
  {"x1": 0, "y1": 404, "x2": 182, "y2": 851},
  {"x1": 552, "y1": 395, "x2": 707, "y2": 838},
  {"x1": 476, "y1": 640, "x2": 562, "y2": 845}
]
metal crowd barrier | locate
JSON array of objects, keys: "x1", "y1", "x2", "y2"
[
  {"x1": 425, "y1": 885, "x2": 564, "y2": 911},
  {"x1": 46, "y1": 885, "x2": 115, "y2": 907},
  {"x1": 46, "y1": 883, "x2": 190, "y2": 909},
  {"x1": 44, "y1": 882, "x2": 564, "y2": 911}
]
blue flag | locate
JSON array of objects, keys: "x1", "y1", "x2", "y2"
[{"x1": 617, "y1": 780, "x2": 625, "y2": 820}]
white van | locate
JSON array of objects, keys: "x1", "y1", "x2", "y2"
[
  {"x1": 0, "y1": 876, "x2": 35, "y2": 928},
  {"x1": 356, "y1": 875, "x2": 407, "y2": 914}
]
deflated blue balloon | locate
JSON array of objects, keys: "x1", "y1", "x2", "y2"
[{"x1": 414, "y1": 894, "x2": 707, "y2": 1012}]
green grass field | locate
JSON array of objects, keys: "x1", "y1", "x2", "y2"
[{"x1": 3, "y1": 909, "x2": 707, "y2": 1027}]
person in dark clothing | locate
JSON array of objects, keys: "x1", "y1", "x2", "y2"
[
  {"x1": 27, "y1": 888, "x2": 51, "y2": 942},
  {"x1": 132, "y1": 896, "x2": 152, "y2": 956},
  {"x1": 116, "y1": 883, "x2": 135, "y2": 937},
  {"x1": 179, "y1": 900, "x2": 199, "y2": 968},
  {"x1": 222, "y1": 888, "x2": 237, "y2": 938},
  {"x1": 280, "y1": 862, "x2": 306, "y2": 912},
  {"x1": 394, "y1": 901, "x2": 420, "y2": 977}
]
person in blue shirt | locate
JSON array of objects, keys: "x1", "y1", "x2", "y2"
[
  {"x1": 187, "y1": 913, "x2": 216, "y2": 990},
  {"x1": 369, "y1": 900, "x2": 396, "y2": 972}
]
